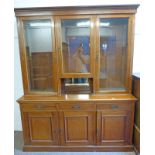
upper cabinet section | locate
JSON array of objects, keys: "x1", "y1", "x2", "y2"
[{"x1": 15, "y1": 5, "x2": 139, "y2": 95}]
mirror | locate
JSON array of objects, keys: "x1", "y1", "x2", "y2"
[{"x1": 61, "y1": 78, "x2": 93, "y2": 94}]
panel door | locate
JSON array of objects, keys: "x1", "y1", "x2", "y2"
[
  {"x1": 97, "y1": 110, "x2": 132, "y2": 146},
  {"x1": 60, "y1": 111, "x2": 95, "y2": 146},
  {"x1": 23, "y1": 112, "x2": 59, "y2": 145},
  {"x1": 55, "y1": 15, "x2": 95, "y2": 78}
]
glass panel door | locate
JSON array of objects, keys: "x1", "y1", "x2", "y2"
[
  {"x1": 23, "y1": 19, "x2": 57, "y2": 92},
  {"x1": 60, "y1": 18, "x2": 92, "y2": 75},
  {"x1": 98, "y1": 18, "x2": 128, "y2": 91}
]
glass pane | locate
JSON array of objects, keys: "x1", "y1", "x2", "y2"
[
  {"x1": 99, "y1": 18, "x2": 128, "y2": 91},
  {"x1": 24, "y1": 19, "x2": 55, "y2": 92},
  {"x1": 61, "y1": 19, "x2": 91, "y2": 73}
]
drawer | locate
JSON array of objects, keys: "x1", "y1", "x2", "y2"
[
  {"x1": 97, "y1": 103, "x2": 131, "y2": 111},
  {"x1": 59, "y1": 103, "x2": 96, "y2": 111},
  {"x1": 21, "y1": 103, "x2": 57, "y2": 112}
]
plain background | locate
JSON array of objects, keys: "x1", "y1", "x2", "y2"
[{"x1": 0, "y1": 0, "x2": 155, "y2": 155}]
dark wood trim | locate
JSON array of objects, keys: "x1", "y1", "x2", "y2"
[
  {"x1": 14, "y1": 5, "x2": 140, "y2": 16},
  {"x1": 15, "y1": 5, "x2": 140, "y2": 10}
]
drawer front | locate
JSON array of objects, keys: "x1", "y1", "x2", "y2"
[
  {"x1": 59, "y1": 103, "x2": 96, "y2": 111},
  {"x1": 97, "y1": 102, "x2": 131, "y2": 111},
  {"x1": 21, "y1": 103, "x2": 57, "y2": 112}
]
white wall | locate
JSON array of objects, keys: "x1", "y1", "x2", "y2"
[
  {"x1": 14, "y1": 0, "x2": 142, "y2": 131},
  {"x1": 26, "y1": 28, "x2": 52, "y2": 52},
  {"x1": 14, "y1": 16, "x2": 23, "y2": 130},
  {"x1": 14, "y1": 0, "x2": 141, "y2": 8}
]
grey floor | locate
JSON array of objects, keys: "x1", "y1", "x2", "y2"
[{"x1": 14, "y1": 131, "x2": 136, "y2": 155}]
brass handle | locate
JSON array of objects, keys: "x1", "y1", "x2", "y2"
[
  {"x1": 35, "y1": 105, "x2": 45, "y2": 110},
  {"x1": 111, "y1": 105, "x2": 119, "y2": 109},
  {"x1": 72, "y1": 104, "x2": 81, "y2": 109}
]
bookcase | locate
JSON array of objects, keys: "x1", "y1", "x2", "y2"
[{"x1": 15, "y1": 4, "x2": 139, "y2": 152}]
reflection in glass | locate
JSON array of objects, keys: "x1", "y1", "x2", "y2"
[
  {"x1": 99, "y1": 18, "x2": 128, "y2": 91},
  {"x1": 64, "y1": 78, "x2": 89, "y2": 85},
  {"x1": 24, "y1": 19, "x2": 55, "y2": 92},
  {"x1": 61, "y1": 19, "x2": 90, "y2": 73}
]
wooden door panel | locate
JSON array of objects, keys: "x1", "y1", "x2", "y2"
[
  {"x1": 97, "y1": 110, "x2": 131, "y2": 145},
  {"x1": 65, "y1": 116, "x2": 88, "y2": 141},
  {"x1": 23, "y1": 112, "x2": 58, "y2": 145},
  {"x1": 60, "y1": 111, "x2": 95, "y2": 145},
  {"x1": 101, "y1": 115, "x2": 126, "y2": 141},
  {"x1": 29, "y1": 117, "x2": 53, "y2": 141}
]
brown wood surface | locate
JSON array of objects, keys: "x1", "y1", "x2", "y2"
[
  {"x1": 59, "y1": 111, "x2": 95, "y2": 145},
  {"x1": 17, "y1": 94, "x2": 137, "y2": 103}
]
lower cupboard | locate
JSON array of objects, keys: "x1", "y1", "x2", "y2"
[{"x1": 20, "y1": 101, "x2": 135, "y2": 152}]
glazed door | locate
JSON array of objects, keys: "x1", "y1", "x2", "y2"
[
  {"x1": 59, "y1": 110, "x2": 95, "y2": 145},
  {"x1": 19, "y1": 17, "x2": 58, "y2": 94},
  {"x1": 56, "y1": 16, "x2": 95, "y2": 78},
  {"x1": 97, "y1": 110, "x2": 131, "y2": 146},
  {"x1": 95, "y1": 16, "x2": 133, "y2": 93},
  {"x1": 23, "y1": 112, "x2": 59, "y2": 145}
]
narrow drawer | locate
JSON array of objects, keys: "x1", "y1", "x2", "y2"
[
  {"x1": 21, "y1": 103, "x2": 57, "y2": 112},
  {"x1": 97, "y1": 103, "x2": 131, "y2": 111},
  {"x1": 59, "y1": 103, "x2": 96, "y2": 111}
]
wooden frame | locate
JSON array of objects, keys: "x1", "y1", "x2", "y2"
[{"x1": 17, "y1": 16, "x2": 59, "y2": 95}]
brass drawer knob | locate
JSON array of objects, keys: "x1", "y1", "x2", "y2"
[
  {"x1": 35, "y1": 105, "x2": 45, "y2": 110},
  {"x1": 111, "y1": 105, "x2": 119, "y2": 109},
  {"x1": 72, "y1": 104, "x2": 81, "y2": 109}
]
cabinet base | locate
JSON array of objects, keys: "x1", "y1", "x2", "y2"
[{"x1": 23, "y1": 145, "x2": 134, "y2": 152}]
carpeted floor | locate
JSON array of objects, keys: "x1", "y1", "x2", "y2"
[{"x1": 14, "y1": 131, "x2": 136, "y2": 155}]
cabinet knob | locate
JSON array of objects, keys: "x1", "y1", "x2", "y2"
[
  {"x1": 111, "y1": 105, "x2": 119, "y2": 109},
  {"x1": 35, "y1": 105, "x2": 44, "y2": 110},
  {"x1": 72, "y1": 104, "x2": 81, "y2": 109}
]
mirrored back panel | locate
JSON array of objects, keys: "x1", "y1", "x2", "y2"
[{"x1": 61, "y1": 78, "x2": 93, "y2": 94}]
